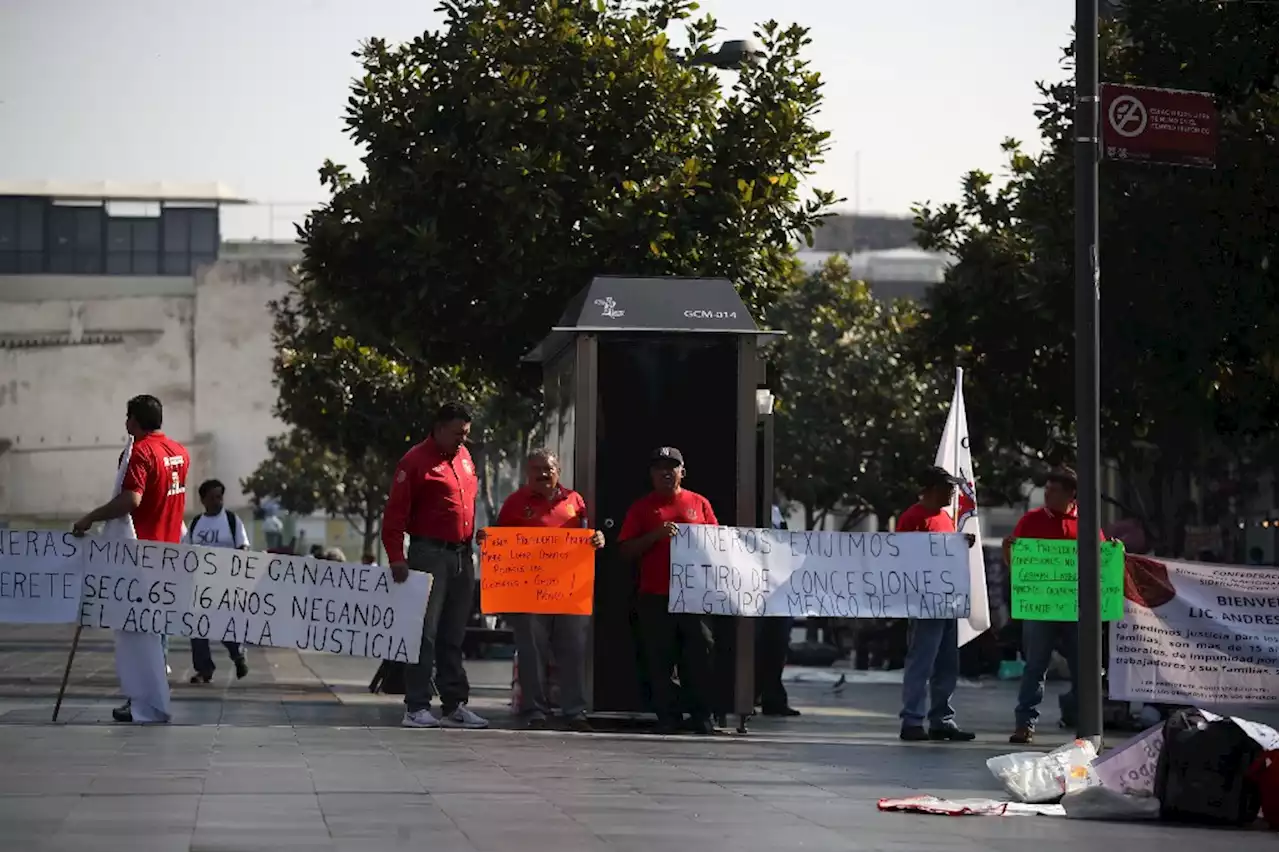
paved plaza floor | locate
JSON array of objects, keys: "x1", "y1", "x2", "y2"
[{"x1": 0, "y1": 625, "x2": 1275, "y2": 851}]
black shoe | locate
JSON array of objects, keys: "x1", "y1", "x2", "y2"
[
  {"x1": 762, "y1": 705, "x2": 801, "y2": 717},
  {"x1": 190, "y1": 672, "x2": 212, "y2": 684},
  {"x1": 566, "y1": 715, "x2": 594, "y2": 733},
  {"x1": 899, "y1": 725, "x2": 930, "y2": 742},
  {"x1": 526, "y1": 715, "x2": 548, "y2": 730},
  {"x1": 689, "y1": 717, "x2": 716, "y2": 735},
  {"x1": 233, "y1": 657, "x2": 249, "y2": 679},
  {"x1": 929, "y1": 726, "x2": 976, "y2": 742},
  {"x1": 112, "y1": 703, "x2": 133, "y2": 723},
  {"x1": 654, "y1": 717, "x2": 680, "y2": 735},
  {"x1": 1009, "y1": 727, "x2": 1035, "y2": 744}
]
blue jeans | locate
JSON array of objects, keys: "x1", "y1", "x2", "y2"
[
  {"x1": 899, "y1": 618, "x2": 959, "y2": 728},
  {"x1": 1015, "y1": 621, "x2": 1078, "y2": 730}
]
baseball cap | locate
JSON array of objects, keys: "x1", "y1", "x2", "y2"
[
  {"x1": 649, "y1": 447, "x2": 685, "y2": 466},
  {"x1": 920, "y1": 465, "x2": 963, "y2": 489}
]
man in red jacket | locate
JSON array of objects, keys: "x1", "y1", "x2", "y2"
[
  {"x1": 618, "y1": 447, "x2": 719, "y2": 735},
  {"x1": 383, "y1": 402, "x2": 487, "y2": 730},
  {"x1": 481, "y1": 449, "x2": 604, "y2": 731}
]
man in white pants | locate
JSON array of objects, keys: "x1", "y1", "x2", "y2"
[{"x1": 74, "y1": 394, "x2": 190, "y2": 723}]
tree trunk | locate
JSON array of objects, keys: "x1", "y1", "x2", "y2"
[
  {"x1": 473, "y1": 444, "x2": 498, "y2": 526},
  {"x1": 361, "y1": 511, "x2": 380, "y2": 559}
]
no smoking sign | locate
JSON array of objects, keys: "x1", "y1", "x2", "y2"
[
  {"x1": 1100, "y1": 83, "x2": 1218, "y2": 168},
  {"x1": 1107, "y1": 95, "x2": 1147, "y2": 138}
]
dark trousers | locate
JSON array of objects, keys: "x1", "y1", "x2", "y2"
[
  {"x1": 190, "y1": 639, "x2": 242, "y2": 676},
  {"x1": 1016, "y1": 621, "x2": 1079, "y2": 729},
  {"x1": 512, "y1": 613, "x2": 588, "y2": 718},
  {"x1": 636, "y1": 593, "x2": 714, "y2": 722},
  {"x1": 755, "y1": 617, "x2": 792, "y2": 710},
  {"x1": 404, "y1": 538, "x2": 475, "y2": 714}
]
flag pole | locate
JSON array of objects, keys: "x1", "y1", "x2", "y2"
[{"x1": 952, "y1": 367, "x2": 963, "y2": 518}]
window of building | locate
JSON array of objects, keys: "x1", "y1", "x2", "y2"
[
  {"x1": 107, "y1": 217, "x2": 161, "y2": 275},
  {"x1": 160, "y1": 207, "x2": 218, "y2": 275},
  {"x1": 48, "y1": 204, "x2": 104, "y2": 274},
  {"x1": 0, "y1": 197, "x2": 47, "y2": 273},
  {"x1": 0, "y1": 196, "x2": 220, "y2": 276}
]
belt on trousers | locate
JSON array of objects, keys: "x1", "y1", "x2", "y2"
[{"x1": 410, "y1": 536, "x2": 472, "y2": 553}]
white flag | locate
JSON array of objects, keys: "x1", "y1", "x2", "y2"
[{"x1": 935, "y1": 368, "x2": 991, "y2": 646}]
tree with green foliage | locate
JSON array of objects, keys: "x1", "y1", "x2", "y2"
[
  {"x1": 771, "y1": 256, "x2": 947, "y2": 531},
  {"x1": 299, "y1": 0, "x2": 836, "y2": 394},
  {"x1": 912, "y1": 0, "x2": 1277, "y2": 550},
  {"x1": 242, "y1": 429, "x2": 390, "y2": 556},
  {"x1": 257, "y1": 278, "x2": 540, "y2": 527}
]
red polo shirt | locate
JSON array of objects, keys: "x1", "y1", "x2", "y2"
[
  {"x1": 895, "y1": 503, "x2": 956, "y2": 534},
  {"x1": 497, "y1": 485, "x2": 588, "y2": 529},
  {"x1": 1012, "y1": 506, "x2": 1104, "y2": 542},
  {"x1": 619, "y1": 489, "x2": 718, "y2": 596},
  {"x1": 122, "y1": 432, "x2": 190, "y2": 544},
  {"x1": 381, "y1": 437, "x2": 479, "y2": 563}
]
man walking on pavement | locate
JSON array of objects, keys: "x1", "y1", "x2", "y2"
[
  {"x1": 383, "y1": 401, "x2": 488, "y2": 730},
  {"x1": 897, "y1": 466, "x2": 978, "y2": 742},
  {"x1": 184, "y1": 479, "x2": 251, "y2": 683},
  {"x1": 480, "y1": 449, "x2": 604, "y2": 731},
  {"x1": 73, "y1": 394, "x2": 189, "y2": 724},
  {"x1": 1004, "y1": 465, "x2": 1103, "y2": 743}
]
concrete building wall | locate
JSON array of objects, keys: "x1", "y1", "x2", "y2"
[
  {"x1": 192, "y1": 254, "x2": 292, "y2": 506},
  {"x1": 0, "y1": 296, "x2": 196, "y2": 519},
  {"x1": 0, "y1": 243, "x2": 297, "y2": 524}
]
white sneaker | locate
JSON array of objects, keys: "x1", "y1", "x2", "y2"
[
  {"x1": 401, "y1": 708, "x2": 440, "y2": 728},
  {"x1": 439, "y1": 704, "x2": 488, "y2": 729}
]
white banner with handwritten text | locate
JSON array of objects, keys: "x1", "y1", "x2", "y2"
[
  {"x1": 0, "y1": 529, "x2": 431, "y2": 663},
  {"x1": 668, "y1": 525, "x2": 971, "y2": 618}
]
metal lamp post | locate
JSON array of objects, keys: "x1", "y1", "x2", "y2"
[{"x1": 1074, "y1": 0, "x2": 1104, "y2": 745}]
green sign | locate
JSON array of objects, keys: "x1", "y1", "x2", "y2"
[{"x1": 1011, "y1": 539, "x2": 1125, "y2": 622}]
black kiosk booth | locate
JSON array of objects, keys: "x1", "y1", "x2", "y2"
[{"x1": 524, "y1": 275, "x2": 779, "y2": 729}]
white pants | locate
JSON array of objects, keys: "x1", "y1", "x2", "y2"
[{"x1": 113, "y1": 630, "x2": 171, "y2": 723}]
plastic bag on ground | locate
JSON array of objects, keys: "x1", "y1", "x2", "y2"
[
  {"x1": 987, "y1": 739, "x2": 1100, "y2": 803},
  {"x1": 1061, "y1": 786, "x2": 1160, "y2": 821}
]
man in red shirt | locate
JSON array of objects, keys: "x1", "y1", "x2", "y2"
[
  {"x1": 383, "y1": 402, "x2": 488, "y2": 729},
  {"x1": 1004, "y1": 465, "x2": 1103, "y2": 743},
  {"x1": 618, "y1": 447, "x2": 719, "y2": 735},
  {"x1": 73, "y1": 394, "x2": 190, "y2": 723},
  {"x1": 479, "y1": 449, "x2": 604, "y2": 731},
  {"x1": 896, "y1": 466, "x2": 977, "y2": 742}
]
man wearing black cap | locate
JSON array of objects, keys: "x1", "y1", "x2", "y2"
[
  {"x1": 896, "y1": 466, "x2": 977, "y2": 741},
  {"x1": 617, "y1": 447, "x2": 719, "y2": 734}
]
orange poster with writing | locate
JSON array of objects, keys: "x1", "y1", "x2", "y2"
[{"x1": 479, "y1": 527, "x2": 596, "y2": 615}]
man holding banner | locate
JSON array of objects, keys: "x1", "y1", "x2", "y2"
[
  {"x1": 383, "y1": 402, "x2": 488, "y2": 730},
  {"x1": 618, "y1": 447, "x2": 719, "y2": 735},
  {"x1": 481, "y1": 449, "x2": 604, "y2": 731},
  {"x1": 72, "y1": 394, "x2": 189, "y2": 724},
  {"x1": 1003, "y1": 465, "x2": 1104, "y2": 744},
  {"x1": 896, "y1": 466, "x2": 978, "y2": 742}
]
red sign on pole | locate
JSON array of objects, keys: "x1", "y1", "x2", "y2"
[{"x1": 1100, "y1": 83, "x2": 1218, "y2": 169}]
